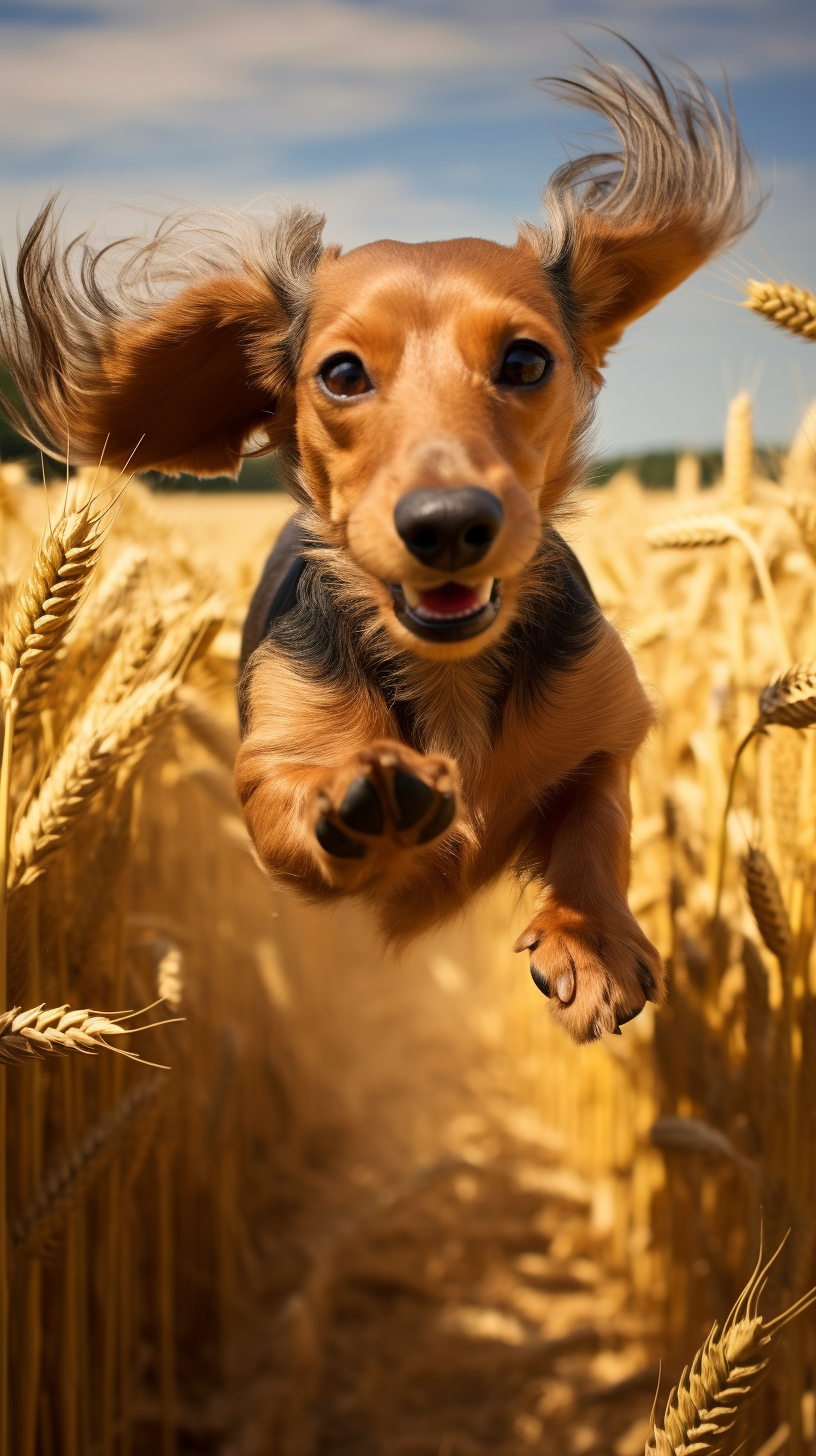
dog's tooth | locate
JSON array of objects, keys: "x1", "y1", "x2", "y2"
[{"x1": 402, "y1": 583, "x2": 423, "y2": 607}]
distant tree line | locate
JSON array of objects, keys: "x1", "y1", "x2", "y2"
[{"x1": 0, "y1": 365, "x2": 781, "y2": 491}]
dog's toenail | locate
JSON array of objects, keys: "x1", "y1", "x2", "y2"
[
  {"x1": 315, "y1": 816, "x2": 366, "y2": 859},
  {"x1": 612, "y1": 1024, "x2": 622, "y2": 1035},
  {"x1": 513, "y1": 928, "x2": 540, "y2": 953},
  {"x1": 339, "y1": 777, "x2": 384, "y2": 835},
  {"x1": 636, "y1": 958, "x2": 657, "y2": 995},
  {"x1": 530, "y1": 964, "x2": 551, "y2": 997},
  {"x1": 393, "y1": 771, "x2": 435, "y2": 827},
  {"x1": 555, "y1": 965, "x2": 575, "y2": 1005},
  {"x1": 418, "y1": 792, "x2": 456, "y2": 843}
]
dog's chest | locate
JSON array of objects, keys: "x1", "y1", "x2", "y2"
[{"x1": 394, "y1": 657, "x2": 503, "y2": 769}]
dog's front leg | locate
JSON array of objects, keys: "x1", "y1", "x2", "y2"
[
  {"x1": 236, "y1": 738, "x2": 459, "y2": 895},
  {"x1": 514, "y1": 753, "x2": 663, "y2": 1042},
  {"x1": 236, "y1": 661, "x2": 459, "y2": 895}
]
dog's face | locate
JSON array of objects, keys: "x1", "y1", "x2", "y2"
[{"x1": 294, "y1": 237, "x2": 582, "y2": 659}]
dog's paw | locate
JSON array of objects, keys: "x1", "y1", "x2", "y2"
[
  {"x1": 513, "y1": 903, "x2": 663, "y2": 1044},
  {"x1": 309, "y1": 740, "x2": 459, "y2": 884}
]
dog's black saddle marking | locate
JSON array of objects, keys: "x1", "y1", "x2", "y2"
[{"x1": 239, "y1": 514, "x2": 310, "y2": 673}]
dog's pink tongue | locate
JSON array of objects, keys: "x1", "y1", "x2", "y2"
[{"x1": 418, "y1": 582, "x2": 479, "y2": 616}]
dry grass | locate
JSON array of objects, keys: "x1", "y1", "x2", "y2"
[{"x1": 0, "y1": 284, "x2": 815, "y2": 1453}]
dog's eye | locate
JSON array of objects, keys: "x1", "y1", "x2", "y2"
[
  {"x1": 318, "y1": 353, "x2": 373, "y2": 398},
  {"x1": 498, "y1": 341, "x2": 552, "y2": 388}
]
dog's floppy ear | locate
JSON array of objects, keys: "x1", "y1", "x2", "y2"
[
  {"x1": 0, "y1": 199, "x2": 325, "y2": 477},
  {"x1": 522, "y1": 44, "x2": 760, "y2": 376}
]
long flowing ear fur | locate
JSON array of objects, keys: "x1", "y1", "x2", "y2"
[
  {"x1": 0, "y1": 199, "x2": 326, "y2": 477},
  {"x1": 521, "y1": 40, "x2": 761, "y2": 375}
]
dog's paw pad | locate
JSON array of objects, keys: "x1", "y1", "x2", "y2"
[
  {"x1": 315, "y1": 815, "x2": 366, "y2": 859},
  {"x1": 529, "y1": 963, "x2": 551, "y2": 997},
  {"x1": 418, "y1": 792, "x2": 457, "y2": 844},
  {"x1": 338, "y1": 777, "x2": 384, "y2": 835},
  {"x1": 392, "y1": 771, "x2": 435, "y2": 828}
]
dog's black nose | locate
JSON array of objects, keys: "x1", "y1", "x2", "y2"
[{"x1": 394, "y1": 487, "x2": 503, "y2": 571}]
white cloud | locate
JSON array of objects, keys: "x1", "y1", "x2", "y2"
[
  {"x1": 0, "y1": 2, "x2": 550, "y2": 152},
  {"x1": 0, "y1": 1, "x2": 813, "y2": 453},
  {"x1": 2, "y1": 0, "x2": 814, "y2": 162}
]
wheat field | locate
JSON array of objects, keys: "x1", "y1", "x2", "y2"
[{"x1": 0, "y1": 290, "x2": 815, "y2": 1455}]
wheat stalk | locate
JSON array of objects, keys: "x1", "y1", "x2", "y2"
[
  {"x1": 745, "y1": 280, "x2": 816, "y2": 341},
  {"x1": 11, "y1": 1076, "x2": 163, "y2": 1257},
  {"x1": 178, "y1": 686, "x2": 239, "y2": 768},
  {"x1": 743, "y1": 848, "x2": 792, "y2": 964},
  {"x1": 8, "y1": 674, "x2": 179, "y2": 889},
  {"x1": 647, "y1": 1243, "x2": 816, "y2": 1456},
  {"x1": 0, "y1": 1002, "x2": 178, "y2": 1066}
]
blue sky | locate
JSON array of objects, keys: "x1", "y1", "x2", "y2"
[{"x1": 1, "y1": 0, "x2": 815, "y2": 456}]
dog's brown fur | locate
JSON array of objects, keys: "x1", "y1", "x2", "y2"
[{"x1": 0, "y1": 46, "x2": 758, "y2": 1041}]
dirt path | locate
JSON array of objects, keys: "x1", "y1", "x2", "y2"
[{"x1": 226, "y1": 891, "x2": 658, "y2": 1456}]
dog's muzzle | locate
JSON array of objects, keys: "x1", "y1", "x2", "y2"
[{"x1": 388, "y1": 578, "x2": 501, "y2": 642}]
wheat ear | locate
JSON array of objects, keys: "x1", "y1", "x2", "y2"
[
  {"x1": 0, "y1": 1002, "x2": 180, "y2": 1066},
  {"x1": 80, "y1": 613, "x2": 163, "y2": 717},
  {"x1": 745, "y1": 280, "x2": 816, "y2": 341},
  {"x1": 757, "y1": 663, "x2": 816, "y2": 729},
  {"x1": 647, "y1": 514, "x2": 789, "y2": 665},
  {"x1": 156, "y1": 944, "x2": 184, "y2": 1014},
  {"x1": 650, "y1": 1116, "x2": 756, "y2": 1175},
  {"x1": 152, "y1": 595, "x2": 226, "y2": 678},
  {"x1": 11, "y1": 1077, "x2": 162, "y2": 1257},
  {"x1": 8, "y1": 674, "x2": 178, "y2": 889},
  {"x1": 647, "y1": 1242, "x2": 816, "y2": 1456},
  {"x1": 646, "y1": 515, "x2": 735, "y2": 549},
  {"x1": 1, "y1": 501, "x2": 107, "y2": 716},
  {"x1": 743, "y1": 848, "x2": 792, "y2": 964}
]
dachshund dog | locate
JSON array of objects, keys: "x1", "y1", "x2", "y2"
[{"x1": 0, "y1": 48, "x2": 756, "y2": 1042}]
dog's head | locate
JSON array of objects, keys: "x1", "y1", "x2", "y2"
[
  {"x1": 291, "y1": 234, "x2": 583, "y2": 658},
  {"x1": 0, "y1": 48, "x2": 757, "y2": 659}
]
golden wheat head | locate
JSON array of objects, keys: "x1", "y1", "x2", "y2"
[
  {"x1": 757, "y1": 663, "x2": 816, "y2": 730},
  {"x1": 646, "y1": 515, "x2": 736, "y2": 550},
  {"x1": 0, "y1": 1002, "x2": 177, "y2": 1066},
  {"x1": 1, "y1": 499, "x2": 107, "y2": 711},
  {"x1": 647, "y1": 1242, "x2": 816, "y2": 1456},
  {"x1": 743, "y1": 847, "x2": 792, "y2": 964},
  {"x1": 745, "y1": 280, "x2": 816, "y2": 341},
  {"x1": 8, "y1": 673, "x2": 179, "y2": 889}
]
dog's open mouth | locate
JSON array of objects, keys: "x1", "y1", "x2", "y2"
[{"x1": 389, "y1": 579, "x2": 501, "y2": 642}]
